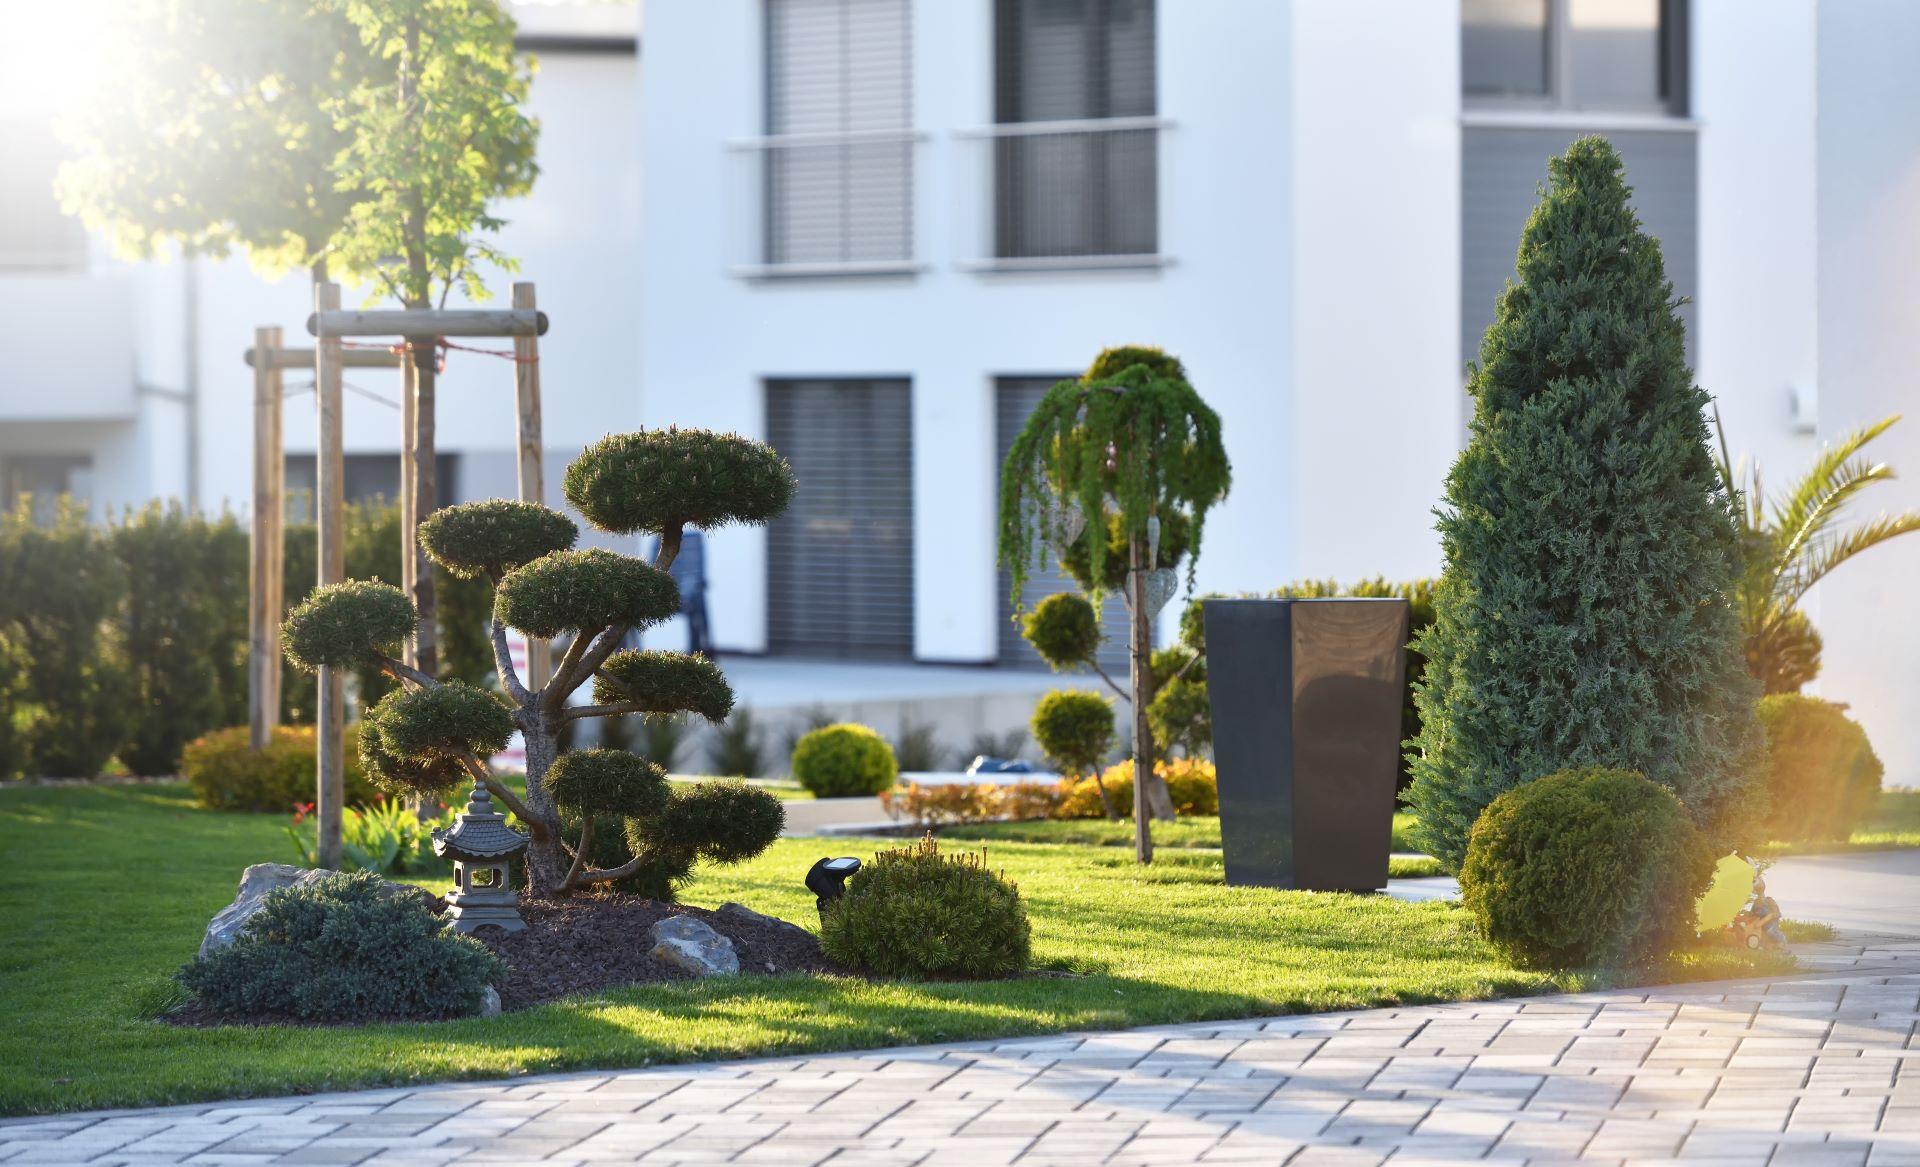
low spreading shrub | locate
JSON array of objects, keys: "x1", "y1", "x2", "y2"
[
  {"x1": 1757, "y1": 695, "x2": 1883, "y2": 843},
  {"x1": 1458, "y1": 768, "x2": 1713, "y2": 971},
  {"x1": 791, "y1": 723, "x2": 898, "y2": 797},
  {"x1": 819, "y1": 836, "x2": 1030, "y2": 978},
  {"x1": 181, "y1": 724, "x2": 374, "y2": 812},
  {"x1": 1058, "y1": 758, "x2": 1217, "y2": 819},
  {"x1": 880, "y1": 780, "x2": 1065, "y2": 827},
  {"x1": 177, "y1": 871, "x2": 500, "y2": 1022}
]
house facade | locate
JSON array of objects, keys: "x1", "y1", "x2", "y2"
[{"x1": 0, "y1": 0, "x2": 1916, "y2": 779}]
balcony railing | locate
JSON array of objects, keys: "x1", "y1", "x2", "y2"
[
  {"x1": 956, "y1": 116, "x2": 1171, "y2": 272},
  {"x1": 726, "y1": 128, "x2": 926, "y2": 278}
]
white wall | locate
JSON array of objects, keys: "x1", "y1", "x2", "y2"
[
  {"x1": 640, "y1": 0, "x2": 1308, "y2": 659},
  {"x1": 1290, "y1": 0, "x2": 1461, "y2": 585},
  {"x1": 1815, "y1": 0, "x2": 1920, "y2": 785}
]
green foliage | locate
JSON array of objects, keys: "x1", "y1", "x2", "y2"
[
  {"x1": 357, "y1": 714, "x2": 466, "y2": 796},
  {"x1": 1407, "y1": 138, "x2": 1760, "y2": 868},
  {"x1": 281, "y1": 580, "x2": 415, "y2": 673},
  {"x1": 1020, "y1": 592, "x2": 1101, "y2": 670},
  {"x1": 1057, "y1": 508, "x2": 1191, "y2": 594},
  {"x1": 593, "y1": 650, "x2": 734, "y2": 722},
  {"x1": 1756, "y1": 695, "x2": 1884, "y2": 843},
  {"x1": 494, "y1": 549, "x2": 679, "y2": 639},
  {"x1": 0, "y1": 501, "x2": 133, "y2": 778},
  {"x1": 631, "y1": 780, "x2": 787, "y2": 865},
  {"x1": 419, "y1": 501, "x2": 577, "y2": 582},
  {"x1": 362, "y1": 681, "x2": 512, "y2": 785},
  {"x1": 564, "y1": 429, "x2": 797, "y2": 537},
  {"x1": 820, "y1": 837, "x2": 1031, "y2": 979},
  {"x1": 327, "y1": 0, "x2": 538, "y2": 306},
  {"x1": 1145, "y1": 673, "x2": 1211, "y2": 758},
  {"x1": 56, "y1": 0, "x2": 387, "y2": 275},
  {"x1": 790, "y1": 724, "x2": 899, "y2": 798},
  {"x1": 109, "y1": 504, "x2": 250, "y2": 776},
  {"x1": 544, "y1": 749, "x2": 670, "y2": 820},
  {"x1": 1030, "y1": 690, "x2": 1114, "y2": 779},
  {"x1": 707, "y1": 710, "x2": 767, "y2": 778},
  {"x1": 1459, "y1": 768, "x2": 1713, "y2": 971},
  {"x1": 177, "y1": 872, "x2": 500, "y2": 1022},
  {"x1": 1715, "y1": 412, "x2": 1920, "y2": 695},
  {"x1": 286, "y1": 797, "x2": 456, "y2": 878},
  {"x1": 999, "y1": 350, "x2": 1229, "y2": 603},
  {"x1": 180, "y1": 723, "x2": 374, "y2": 812}
]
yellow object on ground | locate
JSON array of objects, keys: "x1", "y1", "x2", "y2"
[{"x1": 1696, "y1": 852, "x2": 1755, "y2": 931}]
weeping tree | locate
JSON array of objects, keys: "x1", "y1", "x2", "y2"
[
  {"x1": 999, "y1": 346, "x2": 1231, "y2": 864},
  {"x1": 280, "y1": 429, "x2": 796, "y2": 895},
  {"x1": 1406, "y1": 138, "x2": 1760, "y2": 870},
  {"x1": 1714, "y1": 411, "x2": 1920, "y2": 695}
]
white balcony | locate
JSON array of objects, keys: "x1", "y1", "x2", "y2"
[
  {"x1": 0, "y1": 272, "x2": 136, "y2": 421},
  {"x1": 726, "y1": 129, "x2": 927, "y2": 278},
  {"x1": 955, "y1": 117, "x2": 1171, "y2": 273}
]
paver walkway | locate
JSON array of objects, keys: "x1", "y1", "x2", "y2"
[{"x1": 6, "y1": 935, "x2": 1920, "y2": 1166}]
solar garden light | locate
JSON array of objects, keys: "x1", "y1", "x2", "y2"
[
  {"x1": 432, "y1": 780, "x2": 531, "y2": 934},
  {"x1": 805, "y1": 856, "x2": 861, "y2": 921}
]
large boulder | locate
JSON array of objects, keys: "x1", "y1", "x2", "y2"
[
  {"x1": 649, "y1": 915, "x2": 739, "y2": 976},
  {"x1": 199, "y1": 863, "x2": 434, "y2": 959}
]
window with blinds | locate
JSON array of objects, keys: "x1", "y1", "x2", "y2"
[
  {"x1": 765, "y1": 379, "x2": 916, "y2": 660},
  {"x1": 762, "y1": 0, "x2": 915, "y2": 268},
  {"x1": 991, "y1": 0, "x2": 1158, "y2": 260},
  {"x1": 995, "y1": 377, "x2": 1134, "y2": 672}
]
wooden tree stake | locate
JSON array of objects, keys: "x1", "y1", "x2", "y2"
[
  {"x1": 248, "y1": 326, "x2": 284, "y2": 751},
  {"x1": 314, "y1": 282, "x2": 347, "y2": 871},
  {"x1": 514, "y1": 282, "x2": 550, "y2": 690}
]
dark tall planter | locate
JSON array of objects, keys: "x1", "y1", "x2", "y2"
[{"x1": 1203, "y1": 598, "x2": 1408, "y2": 891}]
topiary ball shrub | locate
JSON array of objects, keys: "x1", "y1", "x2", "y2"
[
  {"x1": 282, "y1": 580, "x2": 415, "y2": 672},
  {"x1": 177, "y1": 872, "x2": 500, "y2": 1022},
  {"x1": 1756, "y1": 695, "x2": 1883, "y2": 843},
  {"x1": 418, "y1": 500, "x2": 578, "y2": 581},
  {"x1": 820, "y1": 836, "x2": 1030, "y2": 979},
  {"x1": 790, "y1": 723, "x2": 898, "y2": 797},
  {"x1": 1030, "y1": 689, "x2": 1114, "y2": 779},
  {"x1": 1459, "y1": 768, "x2": 1714, "y2": 971},
  {"x1": 1021, "y1": 592, "x2": 1100, "y2": 670},
  {"x1": 563, "y1": 428, "x2": 797, "y2": 536},
  {"x1": 181, "y1": 724, "x2": 374, "y2": 812}
]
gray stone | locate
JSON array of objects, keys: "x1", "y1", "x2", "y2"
[
  {"x1": 198, "y1": 864, "x2": 435, "y2": 959},
  {"x1": 649, "y1": 916, "x2": 739, "y2": 976},
  {"x1": 478, "y1": 986, "x2": 502, "y2": 1018},
  {"x1": 715, "y1": 901, "x2": 813, "y2": 943}
]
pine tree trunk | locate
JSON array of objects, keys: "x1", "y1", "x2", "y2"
[{"x1": 517, "y1": 707, "x2": 570, "y2": 896}]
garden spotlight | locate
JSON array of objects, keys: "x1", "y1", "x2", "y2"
[{"x1": 805, "y1": 856, "x2": 861, "y2": 921}]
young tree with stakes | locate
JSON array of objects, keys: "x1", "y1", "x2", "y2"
[
  {"x1": 999, "y1": 347, "x2": 1230, "y2": 864},
  {"x1": 279, "y1": 429, "x2": 795, "y2": 895}
]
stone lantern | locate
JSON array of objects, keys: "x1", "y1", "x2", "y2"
[{"x1": 432, "y1": 780, "x2": 531, "y2": 934}]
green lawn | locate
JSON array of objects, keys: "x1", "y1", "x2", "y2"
[
  {"x1": 0, "y1": 783, "x2": 1781, "y2": 1116},
  {"x1": 1759, "y1": 789, "x2": 1920, "y2": 857}
]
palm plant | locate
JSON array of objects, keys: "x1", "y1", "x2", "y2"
[{"x1": 1714, "y1": 411, "x2": 1920, "y2": 694}]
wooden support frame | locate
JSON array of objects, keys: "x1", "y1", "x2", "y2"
[{"x1": 314, "y1": 282, "x2": 347, "y2": 871}]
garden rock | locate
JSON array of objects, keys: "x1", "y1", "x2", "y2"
[
  {"x1": 198, "y1": 863, "x2": 434, "y2": 959},
  {"x1": 478, "y1": 985, "x2": 502, "y2": 1018},
  {"x1": 649, "y1": 916, "x2": 739, "y2": 976},
  {"x1": 716, "y1": 902, "x2": 813, "y2": 944}
]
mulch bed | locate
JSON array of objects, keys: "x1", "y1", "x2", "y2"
[{"x1": 478, "y1": 895, "x2": 853, "y2": 1012}]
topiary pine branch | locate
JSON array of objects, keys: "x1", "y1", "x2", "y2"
[
  {"x1": 373, "y1": 654, "x2": 439, "y2": 690},
  {"x1": 490, "y1": 617, "x2": 533, "y2": 705}
]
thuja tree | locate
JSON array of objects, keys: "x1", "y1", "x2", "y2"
[
  {"x1": 1406, "y1": 138, "x2": 1759, "y2": 870},
  {"x1": 280, "y1": 430, "x2": 796, "y2": 895},
  {"x1": 1000, "y1": 347, "x2": 1230, "y2": 863}
]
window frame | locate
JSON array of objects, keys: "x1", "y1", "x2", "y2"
[{"x1": 1463, "y1": 0, "x2": 1688, "y2": 117}]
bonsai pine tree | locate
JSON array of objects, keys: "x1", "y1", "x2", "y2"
[
  {"x1": 1406, "y1": 138, "x2": 1760, "y2": 870},
  {"x1": 280, "y1": 429, "x2": 796, "y2": 896},
  {"x1": 1000, "y1": 347, "x2": 1229, "y2": 863}
]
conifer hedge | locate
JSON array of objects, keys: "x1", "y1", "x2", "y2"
[{"x1": 1406, "y1": 137, "x2": 1760, "y2": 869}]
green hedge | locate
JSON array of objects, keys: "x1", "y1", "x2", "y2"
[{"x1": 1757, "y1": 695, "x2": 1883, "y2": 843}]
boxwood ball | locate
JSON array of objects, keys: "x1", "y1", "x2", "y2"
[
  {"x1": 563, "y1": 428, "x2": 795, "y2": 535},
  {"x1": 419, "y1": 500, "x2": 578, "y2": 581}
]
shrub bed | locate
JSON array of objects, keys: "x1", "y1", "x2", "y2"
[
  {"x1": 182, "y1": 724, "x2": 374, "y2": 812},
  {"x1": 819, "y1": 836, "x2": 1030, "y2": 979},
  {"x1": 1459, "y1": 768, "x2": 1713, "y2": 970}
]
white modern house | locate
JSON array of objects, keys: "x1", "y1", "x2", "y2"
[{"x1": 0, "y1": 0, "x2": 1916, "y2": 779}]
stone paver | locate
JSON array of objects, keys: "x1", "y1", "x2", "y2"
[{"x1": 7, "y1": 935, "x2": 1920, "y2": 1165}]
